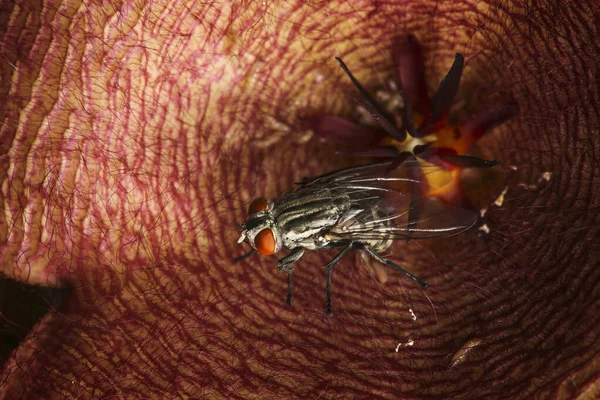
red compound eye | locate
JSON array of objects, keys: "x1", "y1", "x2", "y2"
[
  {"x1": 255, "y1": 228, "x2": 275, "y2": 255},
  {"x1": 248, "y1": 197, "x2": 267, "y2": 214}
]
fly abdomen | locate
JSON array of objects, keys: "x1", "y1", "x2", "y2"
[
  {"x1": 365, "y1": 207, "x2": 394, "y2": 252},
  {"x1": 326, "y1": 206, "x2": 393, "y2": 252},
  {"x1": 365, "y1": 228, "x2": 393, "y2": 252}
]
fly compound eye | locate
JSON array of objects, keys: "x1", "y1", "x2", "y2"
[
  {"x1": 248, "y1": 197, "x2": 267, "y2": 214},
  {"x1": 255, "y1": 228, "x2": 276, "y2": 255}
]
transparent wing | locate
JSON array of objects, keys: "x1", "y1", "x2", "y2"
[
  {"x1": 296, "y1": 160, "x2": 478, "y2": 241},
  {"x1": 299, "y1": 159, "x2": 449, "y2": 200},
  {"x1": 329, "y1": 197, "x2": 477, "y2": 241},
  {"x1": 299, "y1": 159, "x2": 420, "y2": 187}
]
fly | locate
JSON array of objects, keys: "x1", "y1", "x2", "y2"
[{"x1": 235, "y1": 156, "x2": 478, "y2": 315}]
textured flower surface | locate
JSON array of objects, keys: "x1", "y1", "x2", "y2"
[
  {"x1": 1, "y1": 1, "x2": 599, "y2": 399},
  {"x1": 306, "y1": 35, "x2": 518, "y2": 214}
]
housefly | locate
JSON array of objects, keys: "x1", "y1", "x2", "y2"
[{"x1": 235, "y1": 156, "x2": 478, "y2": 315}]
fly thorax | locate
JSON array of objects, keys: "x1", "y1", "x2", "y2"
[{"x1": 276, "y1": 196, "x2": 350, "y2": 251}]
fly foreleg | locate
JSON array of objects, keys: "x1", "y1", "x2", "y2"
[
  {"x1": 324, "y1": 243, "x2": 355, "y2": 316},
  {"x1": 233, "y1": 248, "x2": 256, "y2": 262},
  {"x1": 364, "y1": 246, "x2": 429, "y2": 289},
  {"x1": 278, "y1": 247, "x2": 305, "y2": 306}
]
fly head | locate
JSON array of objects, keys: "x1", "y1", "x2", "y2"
[{"x1": 238, "y1": 197, "x2": 282, "y2": 256}]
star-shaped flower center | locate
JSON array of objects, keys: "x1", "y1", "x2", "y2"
[{"x1": 305, "y1": 35, "x2": 517, "y2": 216}]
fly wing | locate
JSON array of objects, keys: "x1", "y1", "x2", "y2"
[
  {"x1": 300, "y1": 160, "x2": 478, "y2": 241},
  {"x1": 330, "y1": 197, "x2": 477, "y2": 241},
  {"x1": 299, "y1": 159, "x2": 420, "y2": 187}
]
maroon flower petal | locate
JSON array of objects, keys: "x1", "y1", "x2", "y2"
[
  {"x1": 3, "y1": 1, "x2": 598, "y2": 399},
  {"x1": 398, "y1": 88, "x2": 419, "y2": 137},
  {"x1": 440, "y1": 155, "x2": 500, "y2": 168},
  {"x1": 302, "y1": 115, "x2": 385, "y2": 146},
  {"x1": 395, "y1": 34, "x2": 432, "y2": 114},
  {"x1": 428, "y1": 53, "x2": 465, "y2": 125},
  {"x1": 461, "y1": 102, "x2": 519, "y2": 141},
  {"x1": 416, "y1": 146, "x2": 457, "y2": 169},
  {"x1": 415, "y1": 112, "x2": 450, "y2": 137},
  {"x1": 418, "y1": 146, "x2": 498, "y2": 169}
]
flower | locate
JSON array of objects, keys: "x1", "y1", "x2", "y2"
[{"x1": 305, "y1": 35, "x2": 517, "y2": 215}]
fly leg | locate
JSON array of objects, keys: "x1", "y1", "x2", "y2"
[
  {"x1": 233, "y1": 248, "x2": 256, "y2": 262},
  {"x1": 324, "y1": 243, "x2": 355, "y2": 316},
  {"x1": 364, "y1": 246, "x2": 429, "y2": 289},
  {"x1": 278, "y1": 247, "x2": 305, "y2": 306}
]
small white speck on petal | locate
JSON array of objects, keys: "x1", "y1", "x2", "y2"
[
  {"x1": 409, "y1": 308, "x2": 417, "y2": 321},
  {"x1": 395, "y1": 339, "x2": 415, "y2": 351},
  {"x1": 541, "y1": 171, "x2": 552, "y2": 181},
  {"x1": 450, "y1": 339, "x2": 482, "y2": 367},
  {"x1": 517, "y1": 171, "x2": 553, "y2": 191},
  {"x1": 493, "y1": 186, "x2": 508, "y2": 207}
]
